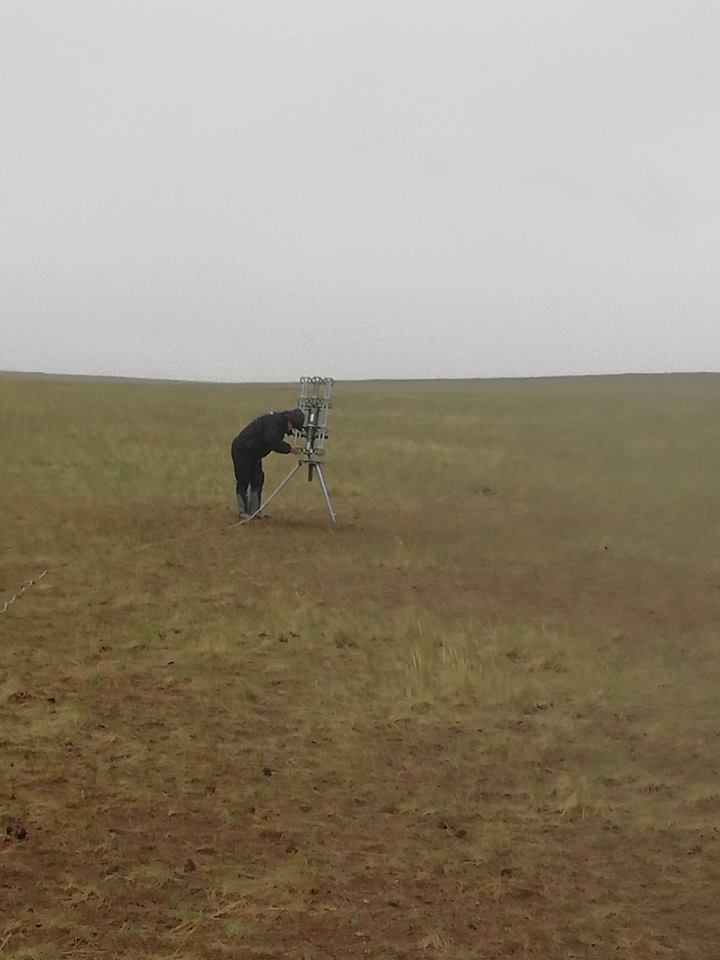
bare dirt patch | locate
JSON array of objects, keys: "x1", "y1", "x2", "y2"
[{"x1": 2, "y1": 373, "x2": 720, "y2": 958}]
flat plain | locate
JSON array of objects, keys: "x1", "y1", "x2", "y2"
[{"x1": 1, "y1": 372, "x2": 719, "y2": 959}]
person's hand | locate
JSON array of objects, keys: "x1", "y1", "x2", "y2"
[{"x1": 290, "y1": 445, "x2": 302, "y2": 455}]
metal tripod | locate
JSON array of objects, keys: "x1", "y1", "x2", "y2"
[
  {"x1": 239, "y1": 375, "x2": 337, "y2": 525},
  {"x1": 253, "y1": 453, "x2": 336, "y2": 523}
]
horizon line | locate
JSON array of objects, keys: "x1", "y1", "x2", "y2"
[{"x1": 1, "y1": 368, "x2": 718, "y2": 387}]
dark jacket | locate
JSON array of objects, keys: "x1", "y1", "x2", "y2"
[{"x1": 232, "y1": 412, "x2": 292, "y2": 459}]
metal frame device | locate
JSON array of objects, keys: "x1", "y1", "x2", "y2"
[{"x1": 257, "y1": 376, "x2": 337, "y2": 523}]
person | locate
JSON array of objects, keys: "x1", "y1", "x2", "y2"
[{"x1": 230, "y1": 408, "x2": 305, "y2": 518}]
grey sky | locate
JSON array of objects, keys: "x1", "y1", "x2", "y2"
[{"x1": 2, "y1": 0, "x2": 718, "y2": 382}]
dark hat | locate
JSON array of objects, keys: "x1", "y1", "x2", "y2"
[{"x1": 285, "y1": 408, "x2": 305, "y2": 429}]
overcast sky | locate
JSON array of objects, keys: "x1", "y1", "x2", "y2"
[{"x1": 1, "y1": 1, "x2": 718, "y2": 382}]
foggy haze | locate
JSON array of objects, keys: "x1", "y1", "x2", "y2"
[{"x1": 2, "y1": 1, "x2": 718, "y2": 382}]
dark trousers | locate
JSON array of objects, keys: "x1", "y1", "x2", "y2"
[{"x1": 231, "y1": 442, "x2": 264, "y2": 506}]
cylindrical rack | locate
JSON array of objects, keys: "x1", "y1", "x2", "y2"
[{"x1": 297, "y1": 376, "x2": 334, "y2": 458}]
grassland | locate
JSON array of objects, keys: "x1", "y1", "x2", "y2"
[{"x1": 1, "y1": 371, "x2": 719, "y2": 959}]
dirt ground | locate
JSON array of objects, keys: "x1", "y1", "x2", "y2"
[{"x1": 2, "y1": 374, "x2": 720, "y2": 958}]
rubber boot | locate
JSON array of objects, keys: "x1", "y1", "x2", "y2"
[
  {"x1": 236, "y1": 491, "x2": 250, "y2": 519},
  {"x1": 246, "y1": 488, "x2": 261, "y2": 518}
]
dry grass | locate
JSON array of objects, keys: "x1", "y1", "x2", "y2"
[{"x1": 1, "y1": 371, "x2": 720, "y2": 959}]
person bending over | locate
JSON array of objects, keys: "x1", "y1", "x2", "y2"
[{"x1": 230, "y1": 408, "x2": 305, "y2": 518}]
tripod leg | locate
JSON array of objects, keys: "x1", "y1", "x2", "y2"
[
  {"x1": 314, "y1": 464, "x2": 337, "y2": 523},
  {"x1": 247, "y1": 460, "x2": 303, "y2": 519}
]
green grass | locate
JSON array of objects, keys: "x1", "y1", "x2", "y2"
[{"x1": 1, "y1": 371, "x2": 719, "y2": 959}]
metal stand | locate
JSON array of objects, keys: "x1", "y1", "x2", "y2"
[
  {"x1": 252, "y1": 454, "x2": 336, "y2": 524},
  {"x1": 238, "y1": 375, "x2": 337, "y2": 525}
]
